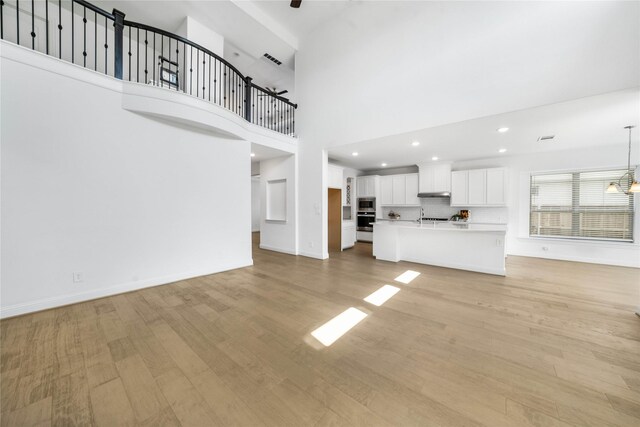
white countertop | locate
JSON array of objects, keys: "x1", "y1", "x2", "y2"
[{"x1": 374, "y1": 221, "x2": 507, "y2": 232}]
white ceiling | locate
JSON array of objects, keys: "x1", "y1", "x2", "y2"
[
  {"x1": 250, "y1": 143, "x2": 292, "y2": 164},
  {"x1": 298, "y1": 1, "x2": 640, "y2": 152},
  {"x1": 98, "y1": 1, "x2": 299, "y2": 94},
  {"x1": 328, "y1": 89, "x2": 640, "y2": 170},
  {"x1": 250, "y1": 0, "x2": 356, "y2": 41}
]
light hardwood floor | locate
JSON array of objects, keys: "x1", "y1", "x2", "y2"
[{"x1": 2, "y1": 233, "x2": 640, "y2": 426}]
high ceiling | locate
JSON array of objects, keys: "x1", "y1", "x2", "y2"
[
  {"x1": 328, "y1": 89, "x2": 640, "y2": 170},
  {"x1": 95, "y1": 1, "x2": 358, "y2": 99},
  {"x1": 250, "y1": 0, "x2": 356, "y2": 41},
  {"x1": 96, "y1": 1, "x2": 302, "y2": 95}
]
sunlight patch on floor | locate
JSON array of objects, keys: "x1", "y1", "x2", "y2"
[
  {"x1": 394, "y1": 270, "x2": 420, "y2": 284},
  {"x1": 364, "y1": 285, "x2": 401, "y2": 306},
  {"x1": 311, "y1": 307, "x2": 368, "y2": 346}
]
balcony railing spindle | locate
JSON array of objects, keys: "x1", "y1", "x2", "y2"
[{"x1": 2, "y1": 0, "x2": 295, "y2": 135}]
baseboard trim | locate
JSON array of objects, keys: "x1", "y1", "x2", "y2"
[
  {"x1": 401, "y1": 257, "x2": 506, "y2": 276},
  {"x1": 0, "y1": 258, "x2": 253, "y2": 319},
  {"x1": 508, "y1": 251, "x2": 640, "y2": 268},
  {"x1": 298, "y1": 250, "x2": 329, "y2": 260},
  {"x1": 259, "y1": 244, "x2": 297, "y2": 255}
]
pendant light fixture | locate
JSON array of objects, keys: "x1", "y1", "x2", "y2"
[{"x1": 606, "y1": 125, "x2": 639, "y2": 194}]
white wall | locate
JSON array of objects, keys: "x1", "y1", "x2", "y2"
[
  {"x1": 251, "y1": 176, "x2": 261, "y2": 232},
  {"x1": 176, "y1": 16, "x2": 225, "y2": 57},
  {"x1": 259, "y1": 155, "x2": 298, "y2": 255},
  {"x1": 295, "y1": 1, "x2": 639, "y2": 258},
  {"x1": 1, "y1": 46, "x2": 252, "y2": 317},
  {"x1": 453, "y1": 146, "x2": 640, "y2": 268}
]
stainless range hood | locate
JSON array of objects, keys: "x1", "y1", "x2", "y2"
[{"x1": 417, "y1": 192, "x2": 451, "y2": 198}]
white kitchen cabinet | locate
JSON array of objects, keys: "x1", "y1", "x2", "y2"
[
  {"x1": 356, "y1": 231, "x2": 373, "y2": 242},
  {"x1": 356, "y1": 176, "x2": 378, "y2": 198},
  {"x1": 380, "y1": 176, "x2": 393, "y2": 205},
  {"x1": 467, "y1": 169, "x2": 487, "y2": 205},
  {"x1": 450, "y1": 167, "x2": 507, "y2": 207},
  {"x1": 405, "y1": 174, "x2": 420, "y2": 206},
  {"x1": 342, "y1": 222, "x2": 356, "y2": 249},
  {"x1": 378, "y1": 174, "x2": 420, "y2": 206},
  {"x1": 328, "y1": 164, "x2": 343, "y2": 189},
  {"x1": 418, "y1": 163, "x2": 451, "y2": 193},
  {"x1": 451, "y1": 171, "x2": 468, "y2": 206},
  {"x1": 392, "y1": 175, "x2": 406, "y2": 205},
  {"x1": 486, "y1": 168, "x2": 506, "y2": 205}
]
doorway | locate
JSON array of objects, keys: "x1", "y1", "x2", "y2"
[{"x1": 328, "y1": 188, "x2": 342, "y2": 253}]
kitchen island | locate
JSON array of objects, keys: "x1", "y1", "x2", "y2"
[{"x1": 373, "y1": 221, "x2": 507, "y2": 276}]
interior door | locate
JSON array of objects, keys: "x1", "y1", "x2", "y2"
[{"x1": 328, "y1": 188, "x2": 342, "y2": 252}]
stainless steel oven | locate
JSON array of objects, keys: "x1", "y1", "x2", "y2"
[
  {"x1": 357, "y1": 212, "x2": 376, "y2": 231},
  {"x1": 357, "y1": 197, "x2": 376, "y2": 212}
]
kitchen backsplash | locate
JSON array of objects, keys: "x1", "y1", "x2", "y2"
[{"x1": 381, "y1": 198, "x2": 508, "y2": 224}]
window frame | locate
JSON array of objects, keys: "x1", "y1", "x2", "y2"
[{"x1": 528, "y1": 168, "x2": 636, "y2": 243}]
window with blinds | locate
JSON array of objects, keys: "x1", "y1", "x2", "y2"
[{"x1": 530, "y1": 169, "x2": 634, "y2": 242}]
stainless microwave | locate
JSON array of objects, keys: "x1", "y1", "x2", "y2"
[{"x1": 357, "y1": 198, "x2": 376, "y2": 212}]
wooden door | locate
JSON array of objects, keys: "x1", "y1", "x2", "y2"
[{"x1": 328, "y1": 188, "x2": 342, "y2": 252}]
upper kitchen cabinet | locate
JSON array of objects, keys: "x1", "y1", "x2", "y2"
[
  {"x1": 405, "y1": 174, "x2": 420, "y2": 206},
  {"x1": 418, "y1": 163, "x2": 452, "y2": 194},
  {"x1": 328, "y1": 164, "x2": 343, "y2": 189},
  {"x1": 451, "y1": 167, "x2": 507, "y2": 207},
  {"x1": 392, "y1": 175, "x2": 406, "y2": 205},
  {"x1": 451, "y1": 170, "x2": 468, "y2": 206},
  {"x1": 467, "y1": 169, "x2": 487, "y2": 205},
  {"x1": 379, "y1": 174, "x2": 420, "y2": 206},
  {"x1": 380, "y1": 176, "x2": 393, "y2": 205},
  {"x1": 486, "y1": 168, "x2": 507, "y2": 205},
  {"x1": 356, "y1": 175, "x2": 379, "y2": 198}
]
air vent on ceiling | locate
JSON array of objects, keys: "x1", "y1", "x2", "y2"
[
  {"x1": 537, "y1": 135, "x2": 555, "y2": 142},
  {"x1": 263, "y1": 53, "x2": 282, "y2": 66}
]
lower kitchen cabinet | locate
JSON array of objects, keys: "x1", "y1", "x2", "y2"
[
  {"x1": 342, "y1": 222, "x2": 356, "y2": 249},
  {"x1": 356, "y1": 231, "x2": 373, "y2": 243}
]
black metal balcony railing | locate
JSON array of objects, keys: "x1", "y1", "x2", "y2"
[{"x1": 0, "y1": 0, "x2": 297, "y2": 136}]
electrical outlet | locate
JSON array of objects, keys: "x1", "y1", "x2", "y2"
[
  {"x1": 308, "y1": 241, "x2": 314, "y2": 248},
  {"x1": 495, "y1": 239, "x2": 502, "y2": 247},
  {"x1": 73, "y1": 272, "x2": 84, "y2": 283}
]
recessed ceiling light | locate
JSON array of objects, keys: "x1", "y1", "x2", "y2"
[
  {"x1": 412, "y1": 141, "x2": 420, "y2": 146},
  {"x1": 381, "y1": 163, "x2": 387, "y2": 167},
  {"x1": 432, "y1": 156, "x2": 439, "y2": 161},
  {"x1": 352, "y1": 152, "x2": 359, "y2": 156},
  {"x1": 498, "y1": 148, "x2": 507, "y2": 153},
  {"x1": 497, "y1": 127, "x2": 509, "y2": 133},
  {"x1": 250, "y1": 152, "x2": 256, "y2": 157}
]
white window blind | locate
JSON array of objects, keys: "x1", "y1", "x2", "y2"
[{"x1": 530, "y1": 169, "x2": 634, "y2": 242}]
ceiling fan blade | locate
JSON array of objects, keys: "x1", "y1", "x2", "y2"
[
  {"x1": 277, "y1": 90, "x2": 289, "y2": 95},
  {"x1": 290, "y1": 0, "x2": 302, "y2": 8}
]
